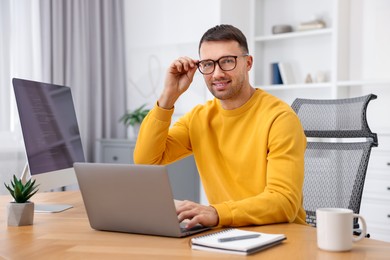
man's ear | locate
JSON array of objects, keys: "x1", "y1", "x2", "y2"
[{"x1": 246, "y1": 55, "x2": 253, "y2": 71}]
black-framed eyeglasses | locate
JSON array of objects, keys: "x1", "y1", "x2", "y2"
[{"x1": 196, "y1": 54, "x2": 249, "y2": 75}]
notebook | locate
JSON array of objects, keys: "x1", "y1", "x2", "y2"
[
  {"x1": 191, "y1": 228, "x2": 286, "y2": 255},
  {"x1": 73, "y1": 162, "x2": 210, "y2": 237}
]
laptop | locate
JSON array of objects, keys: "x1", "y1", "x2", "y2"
[{"x1": 73, "y1": 162, "x2": 210, "y2": 237}]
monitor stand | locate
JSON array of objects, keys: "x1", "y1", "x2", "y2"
[{"x1": 20, "y1": 164, "x2": 73, "y2": 213}]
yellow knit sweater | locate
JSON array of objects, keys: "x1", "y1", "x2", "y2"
[{"x1": 134, "y1": 89, "x2": 307, "y2": 226}]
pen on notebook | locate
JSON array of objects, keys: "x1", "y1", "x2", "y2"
[{"x1": 218, "y1": 234, "x2": 261, "y2": 243}]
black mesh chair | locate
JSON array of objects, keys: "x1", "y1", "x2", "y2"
[{"x1": 291, "y1": 94, "x2": 378, "y2": 228}]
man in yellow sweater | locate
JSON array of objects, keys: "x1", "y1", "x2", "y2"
[{"x1": 134, "y1": 24, "x2": 307, "y2": 229}]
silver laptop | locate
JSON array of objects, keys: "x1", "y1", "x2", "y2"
[{"x1": 73, "y1": 162, "x2": 210, "y2": 237}]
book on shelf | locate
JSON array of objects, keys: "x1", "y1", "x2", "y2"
[
  {"x1": 271, "y1": 62, "x2": 283, "y2": 85},
  {"x1": 297, "y1": 19, "x2": 326, "y2": 31},
  {"x1": 278, "y1": 62, "x2": 295, "y2": 85},
  {"x1": 191, "y1": 228, "x2": 286, "y2": 255}
]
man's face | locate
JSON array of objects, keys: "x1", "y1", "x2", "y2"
[{"x1": 199, "y1": 41, "x2": 252, "y2": 102}]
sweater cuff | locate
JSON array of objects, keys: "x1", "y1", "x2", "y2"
[
  {"x1": 210, "y1": 203, "x2": 233, "y2": 227},
  {"x1": 153, "y1": 101, "x2": 174, "y2": 122}
]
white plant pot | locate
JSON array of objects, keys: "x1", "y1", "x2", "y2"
[
  {"x1": 7, "y1": 201, "x2": 34, "y2": 226},
  {"x1": 132, "y1": 123, "x2": 141, "y2": 138}
]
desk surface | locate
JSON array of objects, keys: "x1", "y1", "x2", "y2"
[{"x1": 1, "y1": 191, "x2": 389, "y2": 259}]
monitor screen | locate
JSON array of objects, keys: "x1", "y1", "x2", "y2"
[{"x1": 13, "y1": 78, "x2": 85, "y2": 191}]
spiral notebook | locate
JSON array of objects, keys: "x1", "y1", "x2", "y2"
[{"x1": 191, "y1": 228, "x2": 286, "y2": 255}]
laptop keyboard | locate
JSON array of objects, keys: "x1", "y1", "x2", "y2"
[{"x1": 180, "y1": 223, "x2": 205, "y2": 233}]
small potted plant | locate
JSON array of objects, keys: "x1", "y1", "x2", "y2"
[
  {"x1": 4, "y1": 175, "x2": 39, "y2": 226},
  {"x1": 119, "y1": 104, "x2": 150, "y2": 138}
]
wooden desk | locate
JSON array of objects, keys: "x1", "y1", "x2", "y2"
[{"x1": 1, "y1": 191, "x2": 389, "y2": 259}]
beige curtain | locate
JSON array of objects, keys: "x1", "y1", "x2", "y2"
[{"x1": 39, "y1": 0, "x2": 127, "y2": 161}]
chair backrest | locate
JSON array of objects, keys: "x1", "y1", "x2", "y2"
[{"x1": 291, "y1": 94, "x2": 378, "y2": 226}]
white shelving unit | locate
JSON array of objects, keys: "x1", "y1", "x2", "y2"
[
  {"x1": 249, "y1": 0, "x2": 390, "y2": 242},
  {"x1": 254, "y1": 28, "x2": 333, "y2": 42},
  {"x1": 250, "y1": 0, "x2": 350, "y2": 104}
]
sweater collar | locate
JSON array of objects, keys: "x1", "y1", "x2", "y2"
[{"x1": 217, "y1": 88, "x2": 261, "y2": 117}]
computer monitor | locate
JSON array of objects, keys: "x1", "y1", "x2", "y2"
[{"x1": 13, "y1": 78, "x2": 85, "y2": 211}]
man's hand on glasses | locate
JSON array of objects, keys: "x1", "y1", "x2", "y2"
[{"x1": 158, "y1": 56, "x2": 198, "y2": 109}]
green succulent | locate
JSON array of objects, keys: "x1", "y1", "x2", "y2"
[
  {"x1": 119, "y1": 104, "x2": 150, "y2": 127},
  {"x1": 4, "y1": 175, "x2": 39, "y2": 203}
]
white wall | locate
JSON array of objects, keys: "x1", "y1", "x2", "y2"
[
  {"x1": 349, "y1": 0, "x2": 390, "y2": 132},
  {"x1": 124, "y1": 0, "x2": 220, "y2": 133},
  {"x1": 361, "y1": 0, "x2": 390, "y2": 79},
  {"x1": 350, "y1": 0, "x2": 390, "y2": 81}
]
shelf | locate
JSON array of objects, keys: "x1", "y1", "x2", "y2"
[
  {"x1": 337, "y1": 80, "x2": 390, "y2": 87},
  {"x1": 260, "y1": 82, "x2": 333, "y2": 91},
  {"x1": 254, "y1": 28, "x2": 333, "y2": 42},
  {"x1": 259, "y1": 79, "x2": 390, "y2": 92}
]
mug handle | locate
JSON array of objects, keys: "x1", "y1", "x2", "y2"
[{"x1": 352, "y1": 214, "x2": 367, "y2": 242}]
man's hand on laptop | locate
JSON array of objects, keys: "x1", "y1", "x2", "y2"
[{"x1": 175, "y1": 200, "x2": 219, "y2": 229}]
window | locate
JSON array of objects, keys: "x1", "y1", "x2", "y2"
[
  {"x1": 0, "y1": 0, "x2": 42, "y2": 137},
  {"x1": 0, "y1": 1, "x2": 11, "y2": 132}
]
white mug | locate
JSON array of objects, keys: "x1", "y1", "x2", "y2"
[{"x1": 316, "y1": 208, "x2": 367, "y2": 251}]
